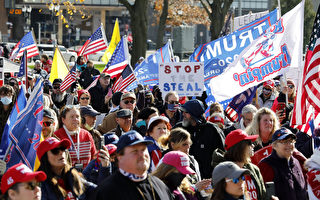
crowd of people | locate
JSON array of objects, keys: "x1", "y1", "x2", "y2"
[{"x1": 0, "y1": 55, "x2": 319, "y2": 200}]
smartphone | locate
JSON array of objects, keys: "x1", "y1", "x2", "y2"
[
  {"x1": 100, "y1": 135, "x2": 105, "y2": 149},
  {"x1": 265, "y1": 182, "x2": 275, "y2": 199},
  {"x1": 277, "y1": 102, "x2": 286, "y2": 114}
]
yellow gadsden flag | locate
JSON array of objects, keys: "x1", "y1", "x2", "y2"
[
  {"x1": 49, "y1": 47, "x2": 69, "y2": 83},
  {"x1": 101, "y1": 18, "x2": 121, "y2": 64}
]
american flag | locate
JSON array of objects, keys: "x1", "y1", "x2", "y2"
[
  {"x1": 102, "y1": 36, "x2": 129, "y2": 78},
  {"x1": 77, "y1": 26, "x2": 108, "y2": 57},
  {"x1": 112, "y1": 65, "x2": 136, "y2": 92},
  {"x1": 60, "y1": 65, "x2": 78, "y2": 92},
  {"x1": 18, "y1": 50, "x2": 27, "y2": 77},
  {"x1": 291, "y1": 5, "x2": 320, "y2": 126},
  {"x1": 10, "y1": 31, "x2": 39, "y2": 60}
]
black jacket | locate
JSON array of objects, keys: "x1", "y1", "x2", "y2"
[
  {"x1": 94, "y1": 171, "x2": 173, "y2": 200},
  {"x1": 79, "y1": 67, "x2": 100, "y2": 89},
  {"x1": 174, "y1": 121, "x2": 225, "y2": 179},
  {"x1": 88, "y1": 82, "x2": 111, "y2": 113}
]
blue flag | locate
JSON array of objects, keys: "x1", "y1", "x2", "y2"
[
  {"x1": 127, "y1": 41, "x2": 173, "y2": 90},
  {"x1": 7, "y1": 78, "x2": 43, "y2": 169},
  {"x1": 0, "y1": 86, "x2": 27, "y2": 160},
  {"x1": 18, "y1": 50, "x2": 27, "y2": 77}
]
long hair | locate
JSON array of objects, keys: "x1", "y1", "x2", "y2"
[
  {"x1": 159, "y1": 128, "x2": 191, "y2": 150},
  {"x1": 38, "y1": 153, "x2": 84, "y2": 198},
  {"x1": 211, "y1": 178, "x2": 250, "y2": 200},
  {"x1": 224, "y1": 140, "x2": 251, "y2": 164},
  {"x1": 245, "y1": 107, "x2": 279, "y2": 144},
  {"x1": 152, "y1": 163, "x2": 194, "y2": 195}
]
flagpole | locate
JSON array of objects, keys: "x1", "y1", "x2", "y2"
[
  {"x1": 2, "y1": 141, "x2": 12, "y2": 161},
  {"x1": 277, "y1": 0, "x2": 282, "y2": 17},
  {"x1": 25, "y1": 50, "x2": 29, "y2": 96}
]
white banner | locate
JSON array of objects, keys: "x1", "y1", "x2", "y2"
[
  {"x1": 209, "y1": 1, "x2": 304, "y2": 102},
  {"x1": 159, "y1": 62, "x2": 204, "y2": 98}
]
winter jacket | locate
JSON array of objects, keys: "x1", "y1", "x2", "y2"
[
  {"x1": 93, "y1": 171, "x2": 173, "y2": 200},
  {"x1": 174, "y1": 121, "x2": 225, "y2": 179},
  {"x1": 79, "y1": 67, "x2": 100, "y2": 89},
  {"x1": 82, "y1": 159, "x2": 114, "y2": 184},
  {"x1": 41, "y1": 169, "x2": 97, "y2": 200},
  {"x1": 258, "y1": 150, "x2": 308, "y2": 200},
  {"x1": 88, "y1": 81, "x2": 111, "y2": 113}
]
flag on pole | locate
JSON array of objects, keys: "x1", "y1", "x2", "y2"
[
  {"x1": 10, "y1": 31, "x2": 39, "y2": 60},
  {"x1": 102, "y1": 36, "x2": 130, "y2": 78},
  {"x1": 77, "y1": 26, "x2": 108, "y2": 58},
  {"x1": 112, "y1": 65, "x2": 136, "y2": 92},
  {"x1": 6, "y1": 78, "x2": 43, "y2": 170},
  {"x1": 59, "y1": 65, "x2": 78, "y2": 92},
  {"x1": 0, "y1": 86, "x2": 27, "y2": 160},
  {"x1": 208, "y1": 1, "x2": 304, "y2": 102},
  {"x1": 17, "y1": 50, "x2": 27, "y2": 78},
  {"x1": 291, "y1": 3, "x2": 320, "y2": 126},
  {"x1": 49, "y1": 47, "x2": 69, "y2": 83},
  {"x1": 102, "y1": 18, "x2": 121, "y2": 64}
]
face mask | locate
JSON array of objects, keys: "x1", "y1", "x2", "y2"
[
  {"x1": 145, "y1": 98, "x2": 152, "y2": 104},
  {"x1": 136, "y1": 120, "x2": 146, "y2": 128},
  {"x1": 84, "y1": 123, "x2": 94, "y2": 131},
  {"x1": 164, "y1": 172, "x2": 186, "y2": 191},
  {"x1": 166, "y1": 103, "x2": 180, "y2": 112},
  {"x1": 1, "y1": 96, "x2": 12, "y2": 105}
]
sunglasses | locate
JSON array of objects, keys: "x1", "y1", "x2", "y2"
[
  {"x1": 124, "y1": 100, "x2": 135, "y2": 104},
  {"x1": 288, "y1": 84, "x2": 294, "y2": 89},
  {"x1": 226, "y1": 175, "x2": 246, "y2": 184},
  {"x1": 50, "y1": 146, "x2": 67, "y2": 155},
  {"x1": 43, "y1": 121, "x2": 53, "y2": 127},
  {"x1": 53, "y1": 86, "x2": 60, "y2": 90},
  {"x1": 168, "y1": 101, "x2": 179, "y2": 104},
  {"x1": 24, "y1": 182, "x2": 41, "y2": 190},
  {"x1": 263, "y1": 88, "x2": 272, "y2": 92},
  {"x1": 80, "y1": 97, "x2": 90, "y2": 100}
]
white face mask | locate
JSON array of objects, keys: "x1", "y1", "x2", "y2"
[{"x1": 1, "y1": 96, "x2": 12, "y2": 105}]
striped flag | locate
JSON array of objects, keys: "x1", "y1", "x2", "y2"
[
  {"x1": 60, "y1": 65, "x2": 78, "y2": 92},
  {"x1": 112, "y1": 65, "x2": 136, "y2": 92},
  {"x1": 18, "y1": 50, "x2": 27, "y2": 78},
  {"x1": 102, "y1": 36, "x2": 129, "y2": 78},
  {"x1": 10, "y1": 31, "x2": 39, "y2": 60},
  {"x1": 291, "y1": 4, "x2": 320, "y2": 126},
  {"x1": 77, "y1": 26, "x2": 108, "y2": 58}
]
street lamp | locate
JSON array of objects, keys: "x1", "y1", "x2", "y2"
[
  {"x1": 49, "y1": 3, "x2": 60, "y2": 45},
  {"x1": 22, "y1": 5, "x2": 32, "y2": 34}
]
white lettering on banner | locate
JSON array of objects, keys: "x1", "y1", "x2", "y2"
[
  {"x1": 245, "y1": 176, "x2": 258, "y2": 200},
  {"x1": 159, "y1": 62, "x2": 204, "y2": 98},
  {"x1": 263, "y1": 149, "x2": 269, "y2": 156},
  {"x1": 247, "y1": 179, "x2": 255, "y2": 190}
]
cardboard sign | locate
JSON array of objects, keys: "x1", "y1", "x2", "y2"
[
  {"x1": 159, "y1": 62, "x2": 204, "y2": 98},
  {"x1": 251, "y1": 145, "x2": 272, "y2": 165}
]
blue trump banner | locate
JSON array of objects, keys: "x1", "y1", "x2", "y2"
[
  {"x1": 127, "y1": 41, "x2": 173, "y2": 90},
  {"x1": 0, "y1": 86, "x2": 27, "y2": 160},
  {"x1": 7, "y1": 78, "x2": 43, "y2": 169}
]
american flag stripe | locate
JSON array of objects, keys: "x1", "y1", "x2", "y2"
[
  {"x1": 15, "y1": 45, "x2": 38, "y2": 59},
  {"x1": 60, "y1": 66, "x2": 77, "y2": 92},
  {"x1": 103, "y1": 61, "x2": 128, "y2": 78},
  {"x1": 114, "y1": 74, "x2": 136, "y2": 92},
  {"x1": 10, "y1": 31, "x2": 39, "y2": 60},
  {"x1": 78, "y1": 26, "x2": 108, "y2": 57}
]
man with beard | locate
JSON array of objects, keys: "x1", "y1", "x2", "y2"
[
  {"x1": 51, "y1": 78, "x2": 77, "y2": 109},
  {"x1": 174, "y1": 99, "x2": 225, "y2": 179},
  {"x1": 94, "y1": 130, "x2": 173, "y2": 200}
]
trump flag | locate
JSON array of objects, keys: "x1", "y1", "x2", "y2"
[{"x1": 209, "y1": 1, "x2": 304, "y2": 102}]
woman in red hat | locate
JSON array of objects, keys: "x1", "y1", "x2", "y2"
[
  {"x1": 0, "y1": 163, "x2": 46, "y2": 200},
  {"x1": 77, "y1": 90, "x2": 91, "y2": 107},
  {"x1": 211, "y1": 129, "x2": 268, "y2": 200},
  {"x1": 36, "y1": 137, "x2": 97, "y2": 200}
]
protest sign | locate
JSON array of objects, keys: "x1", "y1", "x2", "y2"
[{"x1": 159, "y1": 62, "x2": 204, "y2": 98}]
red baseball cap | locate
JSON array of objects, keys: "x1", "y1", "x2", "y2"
[
  {"x1": 162, "y1": 151, "x2": 195, "y2": 175},
  {"x1": 105, "y1": 144, "x2": 117, "y2": 155},
  {"x1": 77, "y1": 89, "x2": 90, "y2": 101},
  {"x1": 1, "y1": 163, "x2": 47, "y2": 194},
  {"x1": 37, "y1": 137, "x2": 71, "y2": 161},
  {"x1": 263, "y1": 80, "x2": 275, "y2": 89},
  {"x1": 225, "y1": 129, "x2": 258, "y2": 150}
]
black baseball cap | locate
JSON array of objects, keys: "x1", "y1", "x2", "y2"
[{"x1": 116, "y1": 130, "x2": 153, "y2": 153}]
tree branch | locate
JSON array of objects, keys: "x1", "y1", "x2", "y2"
[
  {"x1": 119, "y1": 0, "x2": 134, "y2": 14},
  {"x1": 200, "y1": 0, "x2": 213, "y2": 21}
]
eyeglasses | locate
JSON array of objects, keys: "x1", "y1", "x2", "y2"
[
  {"x1": 288, "y1": 85, "x2": 294, "y2": 89},
  {"x1": 123, "y1": 100, "x2": 135, "y2": 104},
  {"x1": 50, "y1": 146, "x2": 67, "y2": 155},
  {"x1": 23, "y1": 182, "x2": 41, "y2": 190},
  {"x1": 226, "y1": 176, "x2": 245, "y2": 184},
  {"x1": 80, "y1": 97, "x2": 90, "y2": 100},
  {"x1": 168, "y1": 101, "x2": 179, "y2": 104},
  {"x1": 263, "y1": 88, "x2": 272, "y2": 92},
  {"x1": 278, "y1": 139, "x2": 296, "y2": 145},
  {"x1": 43, "y1": 121, "x2": 53, "y2": 127}
]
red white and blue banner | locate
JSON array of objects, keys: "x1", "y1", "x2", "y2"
[{"x1": 209, "y1": 1, "x2": 304, "y2": 102}]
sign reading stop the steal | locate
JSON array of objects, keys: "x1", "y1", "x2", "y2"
[{"x1": 159, "y1": 62, "x2": 204, "y2": 98}]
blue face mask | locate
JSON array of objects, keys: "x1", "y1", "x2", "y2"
[
  {"x1": 136, "y1": 120, "x2": 146, "y2": 128},
  {"x1": 1, "y1": 96, "x2": 12, "y2": 105}
]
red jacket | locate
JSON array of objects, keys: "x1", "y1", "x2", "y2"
[{"x1": 54, "y1": 128, "x2": 97, "y2": 169}]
